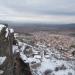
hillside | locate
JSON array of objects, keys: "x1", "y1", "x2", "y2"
[{"x1": 0, "y1": 24, "x2": 75, "y2": 75}]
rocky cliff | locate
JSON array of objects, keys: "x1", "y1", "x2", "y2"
[{"x1": 0, "y1": 24, "x2": 32, "y2": 75}]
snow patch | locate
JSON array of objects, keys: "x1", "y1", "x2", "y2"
[
  {"x1": 12, "y1": 45, "x2": 19, "y2": 53},
  {"x1": 10, "y1": 28, "x2": 14, "y2": 33},
  {"x1": 0, "y1": 24, "x2": 6, "y2": 32},
  {"x1": 0, "y1": 70, "x2": 4, "y2": 74},
  {"x1": 0, "y1": 56, "x2": 6, "y2": 65},
  {"x1": 20, "y1": 52, "x2": 28, "y2": 63},
  {"x1": 5, "y1": 28, "x2": 9, "y2": 38}
]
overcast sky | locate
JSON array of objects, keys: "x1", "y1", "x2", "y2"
[{"x1": 0, "y1": 0, "x2": 75, "y2": 24}]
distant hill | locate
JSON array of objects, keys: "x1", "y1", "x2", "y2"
[
  {"x1": 10, "y1": 23, "x2": 75, "y2": 33},
  {"x1": 0, "y1": 20, "x2": 75, "y2": 33}
]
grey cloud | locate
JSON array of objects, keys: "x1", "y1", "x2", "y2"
[{"x1": 0, "y1": 0, "x2": 75, "y2": 15}]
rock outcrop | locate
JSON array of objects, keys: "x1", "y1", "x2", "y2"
[{"x1": 0, "y1": 24, "x2": 32, "y2": 75}]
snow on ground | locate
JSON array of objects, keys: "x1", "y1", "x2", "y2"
[
  {"x1": 28, "y1": 57, "x2": 41, "y2": 64},
  {"x1": 53, "y1": 69, "x2": 74, "y2": 75},
  {"x1": 12, "y1": 40, "x2": 75, "y2": 75},
  {"x1": 33, "y1": 43, "x2": 75, "y2": 75},
  {"x1": 37, "y1": 57, "x2": 75, "y2": 75},
  {"x1": 0, "y1": 56, "x2": 6, "y2": 65}
]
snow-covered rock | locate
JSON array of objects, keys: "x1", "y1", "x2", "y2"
[
  {"x1": 0, "y1": 56, "x2": 6, "y2": 65},
  {"x1": 0, "y1": 24, "x2": 6, "y2": 32},
  {"x1": 28, "y1": 57, "x2": 41, "y2": 64},
  {"x1": 34, "y1": 55, "x2": 41, "y2": 59},
  {"x1": 14, "y1": 33, "x2": 18, "y2": 38},
  {"x1": 0, "y1": 70, "x2": 4, "y2": 75},
  {"x1": 9, "y1": 28, "x2": 14, "y2": 33},
  {"x1": 20, "y1": 52, "x2": 29, "y2": 63},
  {"x1": 5, "y1": 28, "x2": 9, "y2": 38},
  {"x1": 12, "y1": 45, "x2": 19, "y2": 53}
]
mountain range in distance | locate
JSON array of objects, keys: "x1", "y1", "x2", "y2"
[{"x1": 0, "y1": 20, "x2": 75, "y2": 33}]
